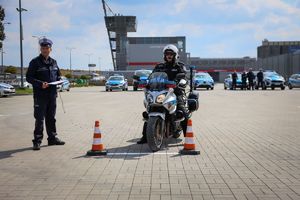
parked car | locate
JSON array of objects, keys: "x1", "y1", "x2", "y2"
[
  {"x1": 193, "y1": 72, "x2": 214, "y2": 90},
  {"x1": 17, "y1": 80, "x2": 31, "y2": 88},
  {"x1": 57, "y1": 76, "x2": 70, "y2": 92},
  {"x1": 224, "y1": 73, "x2": 243, "y2": 90},
  {"x1": 0, "y1": 82, "x2": 15, "y2": 97},
  {"x1": 16, "y1": 76, "x2": 32, "y2": 88},
  {"x1": 263, "y1": 71, "x2": 285, "y2": 90},
  {"x1": 105, "y1": 75, "x2": 128, "y2": 91},
  {"x1": 287, "y1": 73, "x2": 300, "y2": 89},
  {"x1": 132, "y1": 70, "x2": 152, "y2": 91}
]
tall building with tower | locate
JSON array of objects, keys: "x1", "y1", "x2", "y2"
[
  {"x1": 102, "y1": 1, "x2": 187, "y2": 71},
  {"x1": 257, "y1": 39, "x2": 300, "y2": 78},
  {"x1": 104, "y1": 15, "x2": 137, "y2": 70}
]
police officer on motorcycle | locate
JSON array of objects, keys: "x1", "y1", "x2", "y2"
[
  {"x1": 137, "y1": 44, "x2": 188, "y2": 144},
  {"x1": 26, "y1": 38, "x2": 65, "y2": 150}
]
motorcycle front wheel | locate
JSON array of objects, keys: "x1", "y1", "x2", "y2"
[{"x1": 146, "y1": 116, "x2": 164, "y2": 152}]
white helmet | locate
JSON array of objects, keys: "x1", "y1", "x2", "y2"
[{"x1": 163, "y1": 44, "x2": 179, "y2": 60}]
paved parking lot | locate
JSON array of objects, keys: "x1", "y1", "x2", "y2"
[{"x1": 0, "y1": 85, "x2": 299, "y2": 200}]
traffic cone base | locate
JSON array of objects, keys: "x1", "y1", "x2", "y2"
[
  {"x1": 87, "y1": 149, "x2": 107, "y2": 156},
  {"x1": 179, "y1": 149, "x2": 200, "y2": 155}
]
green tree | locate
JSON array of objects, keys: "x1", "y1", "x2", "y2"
[
  {"x1": 65, "y1": 73, "x2": 72, "y2": 79},
  {"x1": 5, "y1": 66, "x2": 17, "y2": 74},
  {"x1": 0, "y1": 6, "x2": 6, "y2": 49},
  {"x1": 80, "y1": 75, "x2": 88, "y2": 80}
]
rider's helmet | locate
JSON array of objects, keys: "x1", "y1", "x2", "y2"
[{"x1": 163, "y1": 44, "x2": 179, "y2": 63}]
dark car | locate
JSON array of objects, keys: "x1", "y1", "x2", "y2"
[{"x1": 132, "y1": 70, "x2": 152, "y2": 91}]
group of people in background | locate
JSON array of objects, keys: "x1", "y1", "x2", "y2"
[{"x1": 231, "y1": 68, "x2": 264, "y2": 90}]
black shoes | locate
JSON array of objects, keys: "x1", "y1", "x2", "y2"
[
  {"x1": 48, "y1": 137, "x2": 65, "y2": 146},
  {"x1": 137, "y1": 136, "x2": 147, "y2": 144},
  {"x1": 33, "y1": 143, "x2": 41, "y2": 151},
  {"x1": 32, "y1": 137, "x2": 65, "y2": 150}
]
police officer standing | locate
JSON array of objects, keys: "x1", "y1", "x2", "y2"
[
  {"x1": 137, "y1": 44, "x2": 187, "y2": 144},
  {"x1": 26, "y1": 38, "x2": 65, "y2": 150},
  {"x1": 247, "y1": 68, "x2": 255, "y2": 90},
  {"x1": 256, "y1": 69, "x2": 264, "y2": 90},
  {"x1": 241, "y1": 71, "x2": 247, "y2": 90},
  {"x1": 231, "y1": 70, "x2": 238, "y2": 90}
]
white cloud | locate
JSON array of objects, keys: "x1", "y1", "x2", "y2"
[{"x1": 2, "y1": 0, "x2": 300, "y2": 68}]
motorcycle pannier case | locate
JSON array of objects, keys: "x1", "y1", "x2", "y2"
[{"x1": 188, "y1": 91, "x2": 199, "y2": 112}]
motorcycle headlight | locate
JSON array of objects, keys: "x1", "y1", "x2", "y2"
[{"x1": 156, "y1": 94, "x2": 166, "y2": 103}]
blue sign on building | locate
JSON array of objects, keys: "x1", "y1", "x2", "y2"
[{"x1": 288, "y1": 46, "x2": 300, "y2": 53}]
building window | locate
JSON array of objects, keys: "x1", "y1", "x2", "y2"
[
  {"x1": 145, "y1": 38, "x2": 152, "y2": 44},
  {"x1": 136, "y1": 38, "x2": 144, "y2": 44},
  {"x1": 161, "y1": 38, "x2": 169, "y2": 44},
  {"x1": 153, "y1": 38, "x2": 160, "y2": 44}
]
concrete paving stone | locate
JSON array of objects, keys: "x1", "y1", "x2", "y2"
[
  {"x1": 213, "y1": 194, "x2": 236, "y2": 200},
  {"x1": 0, "y1": 85, "x2": 299, "y2": 200}
]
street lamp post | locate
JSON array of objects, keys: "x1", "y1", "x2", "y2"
[
  {"x1": 98, "y1": 57, "x2": 101, "y2": 74},
  {"x1": 85, "y1": 53, "x2": 92, "y2": 75},
  {"x1": 1, "y1": 50, "x2": 5, "y2": 74},
  {"x1": 66, "y1": 47, "x2": 75, "y2": 77},
  {"x1": 16, "y1": 0, "x2": 27, "y2": 88}
]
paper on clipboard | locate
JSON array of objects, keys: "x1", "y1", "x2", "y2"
[{"x1": 48, "y1": 80, "x2": 65, "y2": 85}]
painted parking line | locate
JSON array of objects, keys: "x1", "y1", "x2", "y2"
[
  {"x1": 107, "y1": 152, "x2": 179, "y2": 156},
  {"x1": 0, "y1": 112, "x2": 32, "y2": 117}
]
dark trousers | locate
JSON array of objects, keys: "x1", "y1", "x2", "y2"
[
  {"x1": 248, "y1": 80, "x2": 254, "y2": 90},
  {"x1": 33, "y1": 94, "x2": 57, "y2": 144},
  {"x1": 257, "y1": 80, "x2": 264, "y2": 89},
  {"x1": 242, "y1": 80, "x2": 247, "y2": 90},
  {"x1": 232, "y1": 80, "x2": 237, "y2": 90}
]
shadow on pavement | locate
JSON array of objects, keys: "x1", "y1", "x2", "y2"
[
  {"x1": 0, "y1": 145, "x2": 47, "y2": 160},
  {"x1": 73, "y1": 137, "x2": 184, "y2": 160}
]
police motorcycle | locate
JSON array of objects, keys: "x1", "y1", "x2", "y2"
[{"x1": 141, "y1": 67, "x2": 199, "y2": 152}]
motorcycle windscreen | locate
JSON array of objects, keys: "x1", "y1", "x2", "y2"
[{"x1": 148, "y1": 72, "x2": 175, "y2": 91}]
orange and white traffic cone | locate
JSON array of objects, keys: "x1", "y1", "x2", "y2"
[
  {"x1": 179, "y1": 119, "x2": 200, "y2": 155},
  {"x1": 86, "y1": 120, "x2": 107, "y2": 156}
]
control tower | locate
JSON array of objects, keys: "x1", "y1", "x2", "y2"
[{"x1": 102, "y1": 0, "x2": 137, "y2": 70}]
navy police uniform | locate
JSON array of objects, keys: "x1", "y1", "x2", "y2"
[
  {"x1": 153, "y1": 61, "x2": 188, "y2": 118},
  {"x1": 26, "y1": 38, "x2": 64, "y2": 148},
  {"x1": 153, "y1": 62, "x2": 187, "y2": 82},
  {"x1": 257, "y1": 71, "x2": 264, "y2": 89},
  {"x1": 138, "y1": 61, "x2": 188, "y2": 144}
]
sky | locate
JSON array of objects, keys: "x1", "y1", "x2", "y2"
[{"x1": 1, "y1": 0, "x2": 300, "y2": 70}]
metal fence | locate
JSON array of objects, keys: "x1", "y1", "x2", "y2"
[{"x1": 257, "y1": 53, "x2": 300, "y2": 79}]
